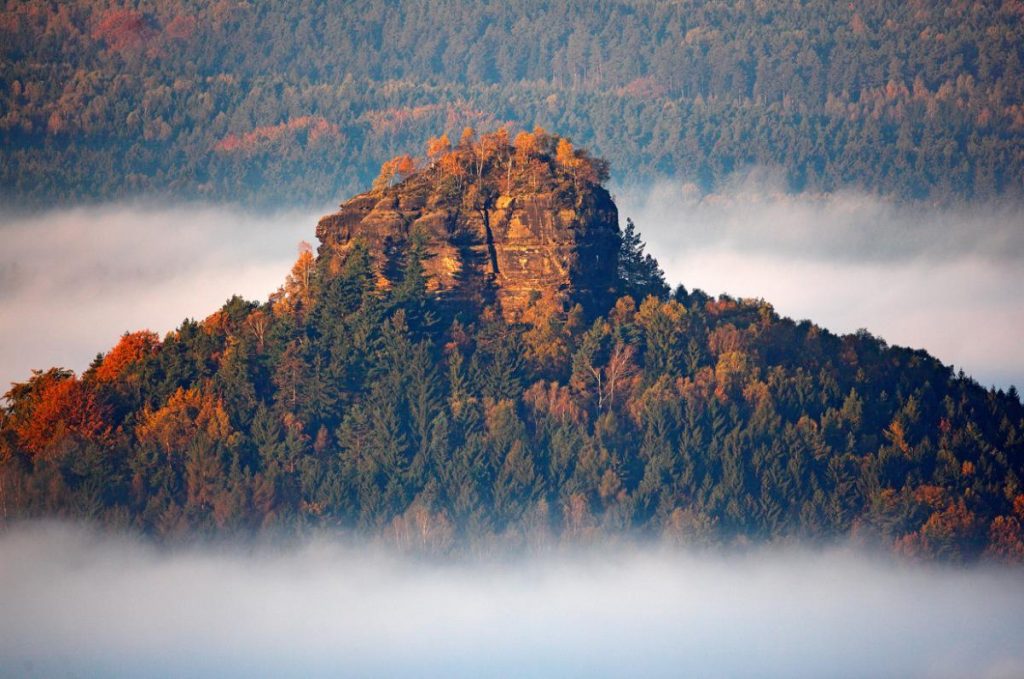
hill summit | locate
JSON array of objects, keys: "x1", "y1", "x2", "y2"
[
  {"x1": 316, "y1": 128, "x2": 623, "y2": 320},
  {"x1": 1, "y1": 129, "x2": 1022, "y2": 562}
]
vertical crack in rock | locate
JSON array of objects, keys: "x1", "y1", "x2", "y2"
[{"x1": 316, "y1": 141, "x2": 621, "y2": 320}]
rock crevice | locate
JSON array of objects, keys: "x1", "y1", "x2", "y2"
[{"x1": 316, "y1": 138, "x2": 621, "y2": 319}]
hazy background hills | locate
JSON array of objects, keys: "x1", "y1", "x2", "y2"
[
  {"x1": 2, "y1": 0, "x2": 1023, "y2": 391},
  {"x1": 2, "y1": 0, "x2": 1023, "y2": 208}
]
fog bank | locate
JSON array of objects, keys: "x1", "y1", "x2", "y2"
[
  {"x1": 0, "y1": 203, "x2": 320, "y2": 392},
  {"x1": 0, "y1": 523, "x2": 1022, "y2": 678},
  {"x1": 617, "y1": 177, "x2": 1024, "y2": 390},
  {"x1": 1, "y1": 186, "x2": 1021, "y2": 393}
]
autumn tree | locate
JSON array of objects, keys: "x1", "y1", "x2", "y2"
[
  {"x1": 373, "y1": 154, "x2": 416, "y2": 191},
  {"x1": 272, "y1": 241, "x2": 317, "y2": 315},
  {"x1": 437, "y1": 151, "x2": 467, "y2": 194},
  {"x1": 2, "y1": 369, "x2": 111, "y2": 456},
  {"x1": 556, "y1": 137, "x2": 580, "y2": 191},
  {"x1": 512, "y1": 130, "x2": 538, "y2": 189},
  {"x1": 426, "y1": 134, "x2": 451, "y2": 169}
]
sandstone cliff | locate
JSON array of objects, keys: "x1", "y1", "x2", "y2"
[{"x1": 315, "y1": 130, "x2": 621, "y2": 320}]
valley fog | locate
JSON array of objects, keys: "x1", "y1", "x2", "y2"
[
  {"x1": 0, "y1": 203, "x2": 319, "y2": 394},
  {"x1": 616, "y1": 177, "x2": 1024, "y2": 391},
  {"x1": 0, "y1": 523, "x2": 1022, "y2": 678}
]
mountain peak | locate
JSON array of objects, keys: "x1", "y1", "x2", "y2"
[{"x1": 315, "y1": 128, "x2": 621, "y2": 320}]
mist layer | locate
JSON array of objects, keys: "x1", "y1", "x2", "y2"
[
  {"x1": 0, "y1": 204, "x2": 319, "y2": 392},
  {"x1": 1, "y1": 186, "x2": 1021, "y2": 393},
  {"x1": 0, "y1": 523, "x2": 1022, "y2": 678},
  {"x1": 617, "y1": 178, "x2": 1024, "y2": 390}
]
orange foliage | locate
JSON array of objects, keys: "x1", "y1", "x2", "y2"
[
  {"x1": 850, "y1": 12, "x2": 867, "y2": 35},
  {"x1": 165, "y1": 15, "x2": 197, "y2": 40},
  {"x1": 513, "y1": 130, "x2": 538, "y2": 160},
  {"x1": 707, "y1": 323, "x2": 743, "y2": 356},
  {"x1": 523, "y1": 381, "x2": 585, "y2": 424},
  {"x1": 136, "y1": 386, "x2": 236, "y2": 455},
  {"x1": 679, "y1": 366, "x2": 716, "y2": 406},
  {"x1": 481, "y1": 127, "x2": 511, "y2": 159},
  {"x1": 610, "y1": 296, "x2": 637, "y2": 326},
  {"x1": 618, "y1": 76, "x2": 668, "y2": 100},
  {"x1": 912, "y1": 484, "x2": 947, "y2": 509},
  {"x1": 986, "y1": 515, "x2": 1024, "y2": 562},
  {"x1": 426, "y1": 134, "x2": 452, "y2": 163},
  {"x1": 895, "y1": 498, "x2": 978, "y2": 560},
  {"x1": 438, "y1": 151, "x2": 466, "y2": 179},
  {"x1": 712, "y1": 352, "x2": 753, "y2": 401},
  {"x1": 8, "y1": 371, "x2": 111, "y2": 456},
  {"x1": 215, "y1": 117, "x2": 340, "y2": 154},
  {"x1": 884, "y1": 419, "x2": 911, "y2": 453},
  {"x1": 636, "y1": 296, "x2": 686, "y2": 327},
  {"x1": 555, "y1": 137, "x2": 582, "y2": 189},
  {"x1": 705, "y1": 297, "x2": 739, "y2": 315},
  {"x1": 92, "y1": 9, "x2": 155, "y2": 53},
  {"x1": 272, "y1": 241, "x2": 317, "y2": 315},
  {"x1": 373, "y1": 154, "x2": 416, "y2": 190},
  {"x1": 742, "y1": 380, "x2": 771, "y2": 407},
  {"x1": 1014, "y1": 494, "x2": 1024, "y2": 521},
  {"x1": 555, "y1": 137, "x2": 575, "y2": 167},
  {"x1": 94, "y1": 331, "x2": 160, "y2": 382}
]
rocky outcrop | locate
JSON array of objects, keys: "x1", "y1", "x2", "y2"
[{"x1": 316, "y1": 132, "x2": 622, "y2": 320}]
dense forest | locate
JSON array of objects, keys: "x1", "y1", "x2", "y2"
[
  {"x1": 2, "y1": 132, "x2": 1022, "y2": 562},
  {"x1": 2, "y1": 0, "x2": 1023, "y2": 207}
]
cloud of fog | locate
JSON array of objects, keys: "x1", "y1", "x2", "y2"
[
  {"x1": 0, "y1": 203, "x2": 323, "y2": 392},
  {"x1": 616, "y1": 174, "x2": 1024, "y2": 390},
  {"x1": 1, "y1": 185, "x2": 1021, "y2": 393},
  {"x1": 0, "y1": 523, "x2": 1022, "y2": 678}
]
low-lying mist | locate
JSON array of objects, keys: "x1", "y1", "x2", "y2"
[
  {"x1": 1, "y1": 180, "x2": 1021, "y2": 392},
  {"x1": 0, "y1": 522, "x2": 1021, "y2": 678},
  {"x1": 0, "y1": 203, "x2": 320, "y2": 392},
  {"x1": 617, "y1": 174, "x2": 1024, "y2": 390}
]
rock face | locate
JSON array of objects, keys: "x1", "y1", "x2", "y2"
[{"x1": 315, "y1": 134, "x2": 622, "y2": 320}]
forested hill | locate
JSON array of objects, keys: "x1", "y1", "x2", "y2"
[
  {"x1": 2, "y1": 0, "x2": 1023, "y2": 208},
  {"x1": 1, "y1": 132, "x2": 1022, "y2": 562}
]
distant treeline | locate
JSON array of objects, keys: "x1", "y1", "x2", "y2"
[{"x1": 2, "y1": 0, "x2": 1023, "y2": 207}]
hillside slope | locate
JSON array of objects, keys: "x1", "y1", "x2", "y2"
[
  {"x1": 2, "y1": 0, "x2": 1023, "y2": 206},
  {"x1": 1, "y1": 131, "x2": 1022, "y2": 561}
]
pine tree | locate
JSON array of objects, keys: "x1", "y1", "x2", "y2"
[{"x1": 618, "y1": 218, "x2": 669, "y2": 302}]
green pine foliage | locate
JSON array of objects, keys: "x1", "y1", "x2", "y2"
[{"x1": 2, "y1": 214, "x2": 1022, "y2": 561}]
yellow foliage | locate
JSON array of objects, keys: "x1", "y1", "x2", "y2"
[
  {"x1": 136, "y1": 386, "x2": 237, "y2": 455},
  {"x1": 272, "y1": 241, "x2": 316, "y2": 316}
]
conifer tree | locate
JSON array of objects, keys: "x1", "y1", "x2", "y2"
[{"x1": 618, "y1": 218, "x2": 669, "y2": 302}]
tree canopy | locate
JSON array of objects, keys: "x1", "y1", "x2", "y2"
[
  {"x1": 2, "y1": 0, "x2": 1022, "y2": 208},
  {"x1": 2, "y1": 156, "x2": 1021, "y2": 561}
]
